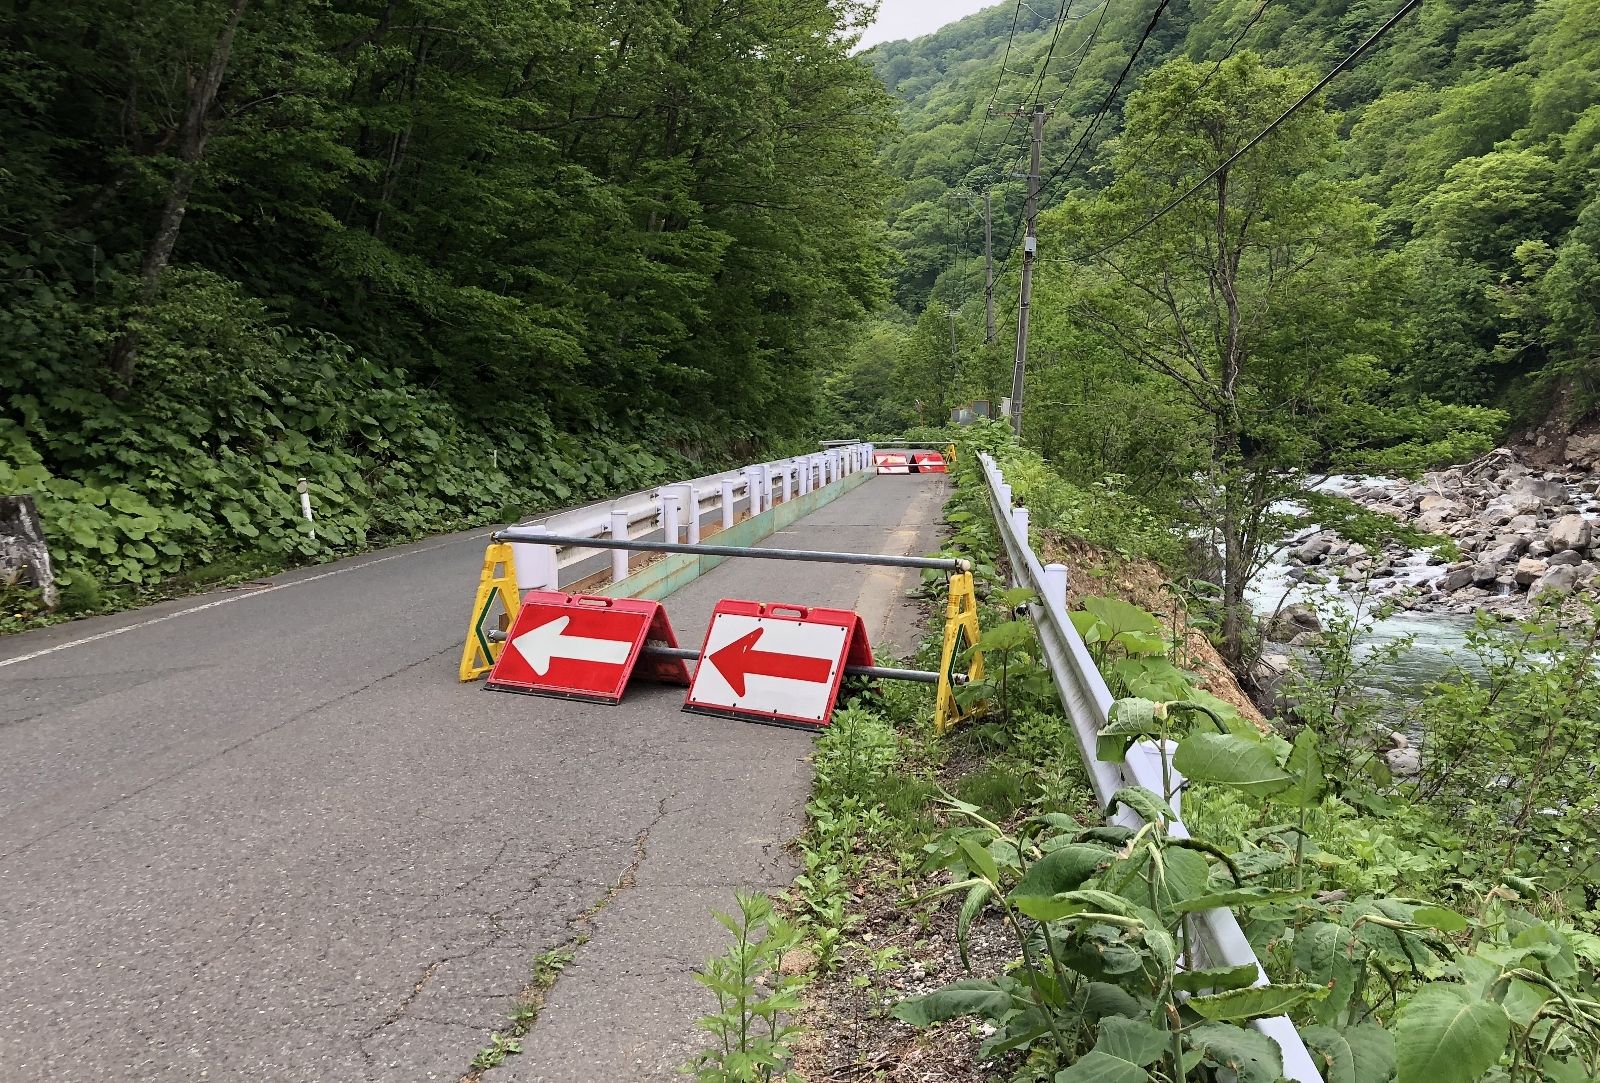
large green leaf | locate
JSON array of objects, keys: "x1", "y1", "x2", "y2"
[
  {"x1": 1278, "y1": 728, "x2": 1326, "y2": 808},
  {"x1": 1187, "y1": 982, "x2": 1328, "y2": 1022},
  {"x1": 1054, "y1": 1050, "x2": 1149, "y2": 1083},
  {"x1": 1171, "y1": 885, "x2": 1310, "y2": 914},
  {"x1": 1095, "y1": 1016, "x2": 1170, "y2": 1067},
  {"x1": 1098, "y1": 699, "x2": 1165, "y2": 762},
  {"x1": 1083, "y1": 596, "x2": 1163, "y2": 636},
  {"x1": 892, "y1": 980, "x2": 1014, "y2": 1027},
  {"x1": 1009, "y1": 845, "x2": 1112, "y2": 920},
  {"x1": 1188, "y1": 1023, "x2": 1286, "y2": 1083},
  {"x1": 1394, "y1": 983, "x2": 1510, "y2": 1083},
  {"x1": 1171, "y1": 962, "x2": 1261, "y2": 994},
  {"x1": 1173, "y1": 733, "x2": 1293, "y2": 797},
  {"x1": 1302, "y1": 1022, "x2": 1398, "y2": 1083}
]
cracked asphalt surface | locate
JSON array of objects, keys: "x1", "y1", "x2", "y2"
[{"x1": 0, "y1": 472, "x2": 947, "y2": 1082}]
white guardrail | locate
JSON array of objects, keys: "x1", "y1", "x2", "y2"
[
  {"x1": 507, "y1": 444, "x2": 875, "y2": 591},
  {"x1": 978, "y1": 453, "x2": 1323, "y2": 1083}
]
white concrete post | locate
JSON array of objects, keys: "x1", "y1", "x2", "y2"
[
  {"x1": 610, "y1": 508, "x2": 631, "y2": 583},
  {"x1": 781, "y1": 463, "x2": 793, "y2": 503},
  {"x1": 797, "y1": 458, "x2": 810, "y2": 495},
  {"x1": 824, "y1": 453, "x2": 835, "y2": 486},
  {"x1": 744, "y1": 467, "x2": 763, "y2": 516},
  {"x1": 661, "y1": 489, "x2": 680, "y2": 545},
  {"x1": 998, "y1": 482, "x2": 1013, "y2": 509},
  {"x1": 758, "y1": 464, "x2": 772, "y2": 510},
  {"x1": 1012, "y1": 506, "x2": 1030, "y2": 545},
  {"x1": 721, "y1": 479, "x2": 737, "y2": 530},
  {"x1": 681, "y1": 484, "x2": 701, "y2": 544},
  {"x1": 518, "y1": 525, "x2": 559, "y2": 590},
  {"x1": 1043, "y1": 562, "x2": 1069, "y2": 616}
]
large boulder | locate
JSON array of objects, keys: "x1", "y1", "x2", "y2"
[
  {"x1": 1548, "y1": 514, "x2": 1592, "y2": 553},
  {"x1": 1513, "y1": 557, "x2": 1548, "y2": 586},
  {"x1": 1437, "y1": 566, "x2": 1474, "y2": 592},
  {"x1": 1547, "y1": 549, "x2": 1584, "y2": 567},
  {"x1": 1482, "y1": 540, "x2": 1524, "y2": 566},
  {"x1": 1530, "y1": 563, "x2": 1581, "y2": 599},
  {"x1": 1292, "y1": 537, "x2": 1330, "y2": 564},
  {"x1": 1509, "y1": 475, "x2": 1567, "y2": 506},
  {"x1": 1565, "y1": 432, "x2": 1600, "y2": 468},
  {"x1": 1267, "y1": 604, "x2": 1322, "y2": 641}
]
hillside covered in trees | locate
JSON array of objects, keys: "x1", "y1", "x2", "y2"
[
  {"x1": 1, "y1": 0, "x2": 890, "y2": 606},
  {"x1": 835, "y1": 0, "x2": 1600, "y2": 449}
]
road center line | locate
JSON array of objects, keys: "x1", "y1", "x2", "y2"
[{"x1": 0, "y1": 533, "x2": 483, "y2": 671}]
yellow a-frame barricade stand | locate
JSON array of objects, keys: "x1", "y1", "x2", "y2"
[
  {"x1": 934, "y1": 571, "x2": 984, "y2": 733},
  {"x1": 459, "y1": 542, "x2": 522, "y2": 681}
]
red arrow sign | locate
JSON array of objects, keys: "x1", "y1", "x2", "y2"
[{"x1": 708, "y1": 628, "x2": 834, "y2": 696}]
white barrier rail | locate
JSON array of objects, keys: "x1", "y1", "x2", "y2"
[
  {"x1": 977, "y1": 453, "x2": 1323, "y2": 1083},
  {"x1": 509, "y1": 444, "x2": 875, "y2": 591}
]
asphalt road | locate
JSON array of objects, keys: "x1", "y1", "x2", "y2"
[{"x1": 0, "y1": 472, "x2": 947, "y2": 1082}]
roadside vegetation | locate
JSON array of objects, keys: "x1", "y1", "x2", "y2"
[
  {"x1": 692, "y1": 429, "x2": 1600, "y2": 1083},
  {"x1": 1, "y1": 0, "x2": 891, "y2": 623}
]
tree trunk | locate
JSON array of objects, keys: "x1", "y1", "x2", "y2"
[{"x1": 107, "y1": 0, "x2": 250, "y2": 390}]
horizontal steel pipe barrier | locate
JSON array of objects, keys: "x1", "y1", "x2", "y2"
[{"x1": 493, "y1": 530, "x2": 969, "y2": 573}]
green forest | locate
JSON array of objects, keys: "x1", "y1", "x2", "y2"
[
  {"x1": 4, "y1": 0, "x2": 1599, "y2": 629},
  {"x1": 0, "y1": 0, "x2": 889, "y2": 608}
]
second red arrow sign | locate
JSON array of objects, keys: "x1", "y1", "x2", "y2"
[{"x1": 685, "y1": 600, "x2": 874, "y2": 728}]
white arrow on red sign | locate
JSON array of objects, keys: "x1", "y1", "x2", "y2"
[
  {"x1": 706, "y1": 627, "x2": 833, "y2": 696},
  {"x1": 513, "y1": 614, "x2": 634, "y2": 676}
]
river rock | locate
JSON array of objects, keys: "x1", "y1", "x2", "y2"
[
  {"x1": 1471, "y1": 563, "x2": 1500, "y2": 584},
  {"x1": 1267, "y1": 604, "x2": 1322, "y2": 641},
  {"x1": 1530, "y1": 563, "x2": 1581, "y2": 599},
  {"x1": 1513, "y1": 557, "x2": 1548, "y2": 585},
  {"x1": 1548, "y1": 514, "x2": 1592, "y2": 552},
  {"x1": 1527, "y1": 540, "x2": 1553, "y2": 558},
  {"x1": 1509, "y1": 476, "x2": 1567, "y2": 505},
  {"x1": 1437, "y1": 566, "x2": 1474, "y2": 591},
  {"x1": 1547, "y1": 549, "x2": 1584, "y2": 567},
  {"x1": 1506, "y1": 514, "x2": 1539, "y2": 535},
  {"x1": 1482, "y1": 540, "x2": 1523, "y2": 566},
  {"x1": 1384, "y1": 745, "x2": 1423, "y2": 777},
  {"x1": 1293, "y1": 537, "x2": 1330, "y2": 564}
]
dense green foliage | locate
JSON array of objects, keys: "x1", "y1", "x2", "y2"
[
  {"x1": 1, "y1": 0, "x2": 891, "y2": 600},
  {"x1": 880, "y1": 434, "x2": 1600, "y2": 1083},
  {"x1": 864, "y1": 0, "x2": 1600, "y2": 431},
  {"x1": 835, "y1": 0, "x2": 1600, "y2": 446}
]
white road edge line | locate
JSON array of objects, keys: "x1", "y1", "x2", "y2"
[{"x1": 0, "y1": 533, "x2": 485, "y2": 671}]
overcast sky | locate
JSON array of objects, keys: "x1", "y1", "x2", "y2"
[{"x1": 857, "y1": 0, "x2": 997, "y2": 49}]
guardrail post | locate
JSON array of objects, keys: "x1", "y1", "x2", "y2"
[
  {"x1": 661, "y1": 489, "x2": 681, "y2": 545},
  {"x1": 680, "y1": 484, "x2": 701, "y2": 544},
  {"x1": 781, "y1": 463, "x2": 793, "y2": 503},
  {"x1": 1043, "y1": 562, "x2": 1069, "y2": 615},
  {"x1": 721, "y1": 479, "x2": 737, "y2": 530},
  {"x1": 610, "y1": 509, "x2": 631, "y2": 582},
  {"x1": 744, "y1": 467, "x2": 763, "y2": 516},
  {"x1": 1012, "y1": 506, "x2": 1030, "y2": 543},
  {"x1": 998, "y1": 482, "x2": 1013, "y2": 509},
  {"x1": 524, "y1": 525, "x2": 558, "y2": 589},
  {"x1": 759, "y1": 464, "x2": 773, "y2": 509}
]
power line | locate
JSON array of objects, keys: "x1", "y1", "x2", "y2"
[
  {"x1": 1074, "y1": 0, "x2": 1422, "y2": 263},
  {"x1": 991, "y1": 0, "x2": 1174, "y2": 278}
]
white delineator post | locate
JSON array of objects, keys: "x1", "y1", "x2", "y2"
[
  {"x1": 680, "y1": 484, "x2": 701, "y2": 543},
  {"x1": 610, "y1": 508, "x2": 630, "y2": 583},
  {"x1": 515, "y1": 524, "x2": 559, "y2": 590},
  {"x1": 297, "y1": 478, "x2": 316, "y2": 540},
  {"x1": 721, "y1": 479, "x2": 737, "y2": 531},
  {"x1": 1043, "y1": 562, "x2": 1069, "y2": 616},
  {"x1": 744, "y1": 467, "x2": 763, "y2": 516},
  {"x1": 661, "y1": 489, "x2": 681, "y2": 545},
  {"x1": 1012, "y1": 506, "x2": 1030, "y2": 541},
  {"x1": 781, "y1": 463, "x2": 793, "y2": 504}
]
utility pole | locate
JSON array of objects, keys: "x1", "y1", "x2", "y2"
[
  {"x1": 1008, "y1": 103, "x2": 1047, "y2": 437},
  {"x1": 984, "y1": 189, "x2": 996, "y2": 344},
  {"x1": 949, "y1": 312, "x2": 960, "y2": 418}
]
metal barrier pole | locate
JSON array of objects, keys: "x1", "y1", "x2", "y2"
[
  {"x1": 492, "y1": 530, "x2": 969, "y2": 572},
  {"x1": 1043, "y1": 562, "x2": 1069, "y2": 614}
]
